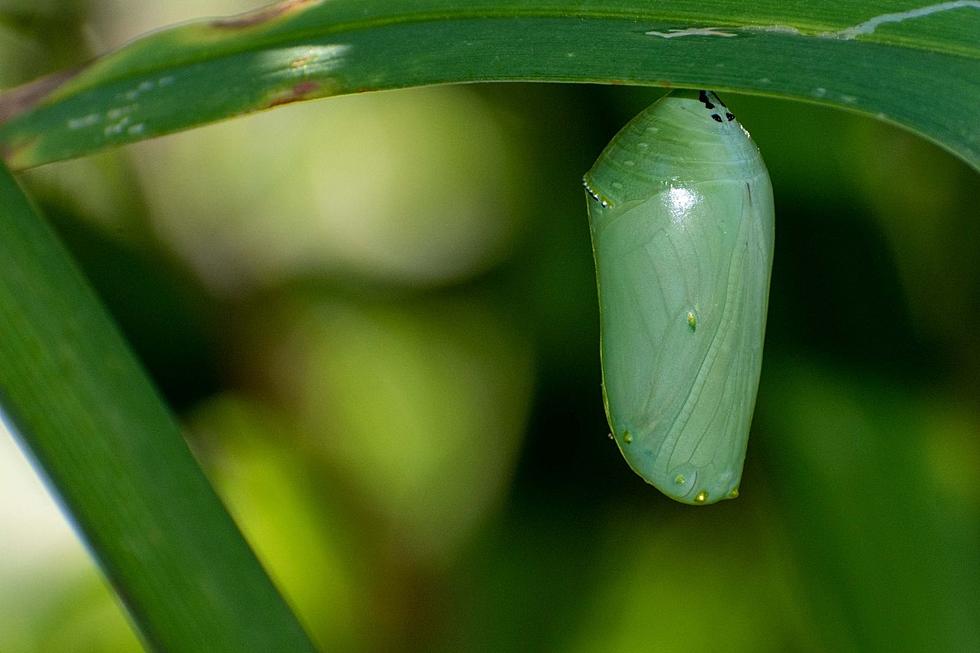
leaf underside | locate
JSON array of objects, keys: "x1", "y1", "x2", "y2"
[{"x1": 0, "y1": 0, "x2": 977, "y2": 170}]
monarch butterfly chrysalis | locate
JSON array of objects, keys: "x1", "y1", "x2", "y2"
[{"x1": 583, "y1": 90, "x2": 774, "y2": 505}]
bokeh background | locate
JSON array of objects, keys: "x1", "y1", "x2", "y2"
[{"x1": 2, "y1": 2, "x2": 979, "y2": 651}]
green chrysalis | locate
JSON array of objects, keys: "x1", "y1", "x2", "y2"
[{"x1": 583, "y1": 90, "x2": 774, "y2": 505}]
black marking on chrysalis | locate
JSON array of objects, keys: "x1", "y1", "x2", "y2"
[
  {"x1": 700, "y1": 90, "x2": 736, "y2": 122},
  {"x1": 700, "y1": 90, "x2": 734, "y2": 122}
]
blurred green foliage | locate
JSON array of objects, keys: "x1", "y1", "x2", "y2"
[{"x1": 1, "y1": 2, "x2": 978, "y2": 652}]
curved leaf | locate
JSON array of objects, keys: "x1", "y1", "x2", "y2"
[{"x1": 0, "y1": 0, "x2": 977, "y2": 170}]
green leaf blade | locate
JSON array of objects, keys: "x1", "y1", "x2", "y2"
[
  {"x1": 0, "y1": 163, "x2": 316, "y2": 652},
  {"x1": 1, "y1": 1, "x2": 978, "y2": 170}
]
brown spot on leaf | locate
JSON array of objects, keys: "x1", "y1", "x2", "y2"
[
  {"x1": 0, "y1": 66, "x2": 84, "y2": 125},
  {"x1": 212, "y1": 0, "x2": 322, "y2": 29},
  {"x1": 266, "y1": 81, "x2": 321, "y2": 108},
  {"x1": 1, "y1": 136, "x2": 38, "y2": 168}
]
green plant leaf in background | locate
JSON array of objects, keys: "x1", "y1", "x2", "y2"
[
  {"x1": 0, "y1": 162, "x2": 316, "y2": 652},
  {"x1": 0, "y1": 0, "x2": 978, "y2": 170}
]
